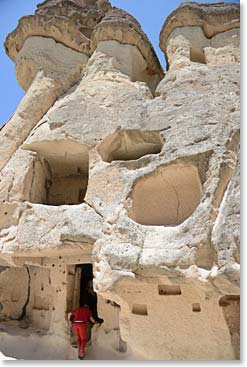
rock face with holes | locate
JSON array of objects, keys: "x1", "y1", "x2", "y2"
[{"x1": 0, "y1": 1, "x2": 240, "y2": 361}]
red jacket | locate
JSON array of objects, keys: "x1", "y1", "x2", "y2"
[{"x1": 71, "y1": 307, "x2": 92, "y2": 323}]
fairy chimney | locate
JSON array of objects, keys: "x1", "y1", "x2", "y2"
[{"x1": 0, "y1": 1, "x2": 240, "y2": 361}]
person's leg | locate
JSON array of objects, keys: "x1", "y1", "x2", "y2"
[
  {"x1": 73, "y1": 325, "x2": 82, "y2": 357},
  {"x1": 78, "y1": 325, "x2": 87, "y2": 357}
]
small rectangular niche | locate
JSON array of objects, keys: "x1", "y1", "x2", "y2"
[
  {"x1": 158, "y1": 285, "x2": 182, "y2": 296},
  {"x1": 190, "y1": 47, "x2": 206, "y2": 64},
  {"x1": 219, "y1": 295, "x2": 240, "y2": 307},
  {"x1": 192, "y1": 303, "x2": 201, "y2": 312},
  {"x1": 132, "y1": 304, "x2": 148, "y2": 316}
]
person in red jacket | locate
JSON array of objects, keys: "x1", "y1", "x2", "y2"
[{"x1": 68, "y1": 305, "x2": 96, "y2": 359}]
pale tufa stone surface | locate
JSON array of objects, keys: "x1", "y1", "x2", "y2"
[
  {"x1": 0, "y1": 38, "x2": 89, "y2": 172},
  {"x1": 160, "y1": 1, "x2": 240, "y2": 66},
  {"x1": 16, "y1": 36, "x2": 89, "y2": 91},
  {"x1": 0, "y1": 0, "x2": 240, "y2": 361}
]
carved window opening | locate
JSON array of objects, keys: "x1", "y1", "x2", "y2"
[
  {"x1": 98, "y1": 130, "x2": 163, "y2": 163},
  {"x1": 27, "y1": 141, "x2": 89, "y2": 205},
  {"x1": 129, "y1": 163, "x2": 203, "y2": 226}
]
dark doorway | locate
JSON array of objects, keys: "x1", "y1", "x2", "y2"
[
  {"x1": 78, "y1": 264, "x2": 102, "y2": 323},
  {"x1": 76, "y1": 264, "x2": 103, "y2": 345}
]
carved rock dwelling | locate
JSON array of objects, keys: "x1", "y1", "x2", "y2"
[{"x1": 0, "y1": 0, "x2": 240, "y2": 360}]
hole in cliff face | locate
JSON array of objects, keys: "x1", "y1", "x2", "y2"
[
  {"x1": 132, "y1": 304, "x2": 148, "y2": 316},
  {"x1": 190, "y1": 47, "x2": 206, "y2": 64},
  {"x1": 25, "y1": 140, "x2": 89, "y2": 205},
  {"x1": 158, "y1": 285, "x2": 182, "y2": 296},
  {"x1": 98, "y1": 130, "x2": 163, "y2": 163},
  {"x1": 219, "y1": 295, "x2": 240, "y2": 307},
  {"x1": 192, "y1": 303, "x2": 201, "y2": 312},
  {"x1": 129, "y1": 163, "x2": 203, "y2": 226},
  {"x1": 67, "y1": 263, "x2": 127, "y2": 356},
  {"x1": 67, "y1": 264, "x2": 105, "y2": 348},
  {"x1": 219, "y1": 295, "x2": 240, "y2": 359},
  {"x1": 78, "y1": 264, "x2": 100, "y2": 320}
]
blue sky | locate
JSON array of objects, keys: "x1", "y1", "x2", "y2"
[{"x1": 0, "y1": 0, "x2": 240, "y2": 125}]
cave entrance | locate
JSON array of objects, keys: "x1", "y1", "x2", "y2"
[
  {"x1": 69, "y1": 264, "x2": 127, "y2": 356},
  {"x1": 78, "y1": 264, "x2": 100, "y2": 321},
  {"x1": 70, "y1": 263, "x2": 101, "y2": 348}
]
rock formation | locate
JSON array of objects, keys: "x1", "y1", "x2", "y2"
[{"x1": 0, "y1": 1, "x2": 240, "y2": 360}]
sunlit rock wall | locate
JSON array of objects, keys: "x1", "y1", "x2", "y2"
[{"x1": 0, "y1": 1, "x2": 240, "y2": 361}]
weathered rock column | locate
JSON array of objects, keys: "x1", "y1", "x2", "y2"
[
  {"x1": 0, "y1": 0, "x2": 101, "y2": 171},
  {"x1": 0, "y1": 70, "x2": 77, "y2": 172},
  {"x1": 160, "y1": 2, "x2": 240, "y2": 69},
  {"x1": 91, "y1": 7, "x2": 164, "y2": 94}
]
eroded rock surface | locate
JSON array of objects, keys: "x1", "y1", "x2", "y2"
[{"x1": 0, "y1": 0, "x2": 240, "y2": 361}]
